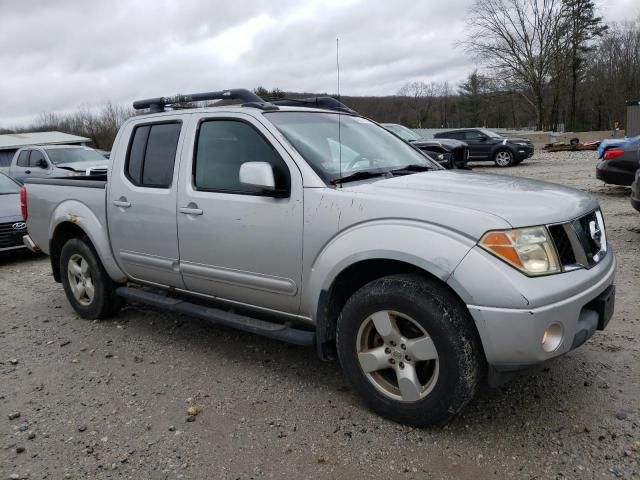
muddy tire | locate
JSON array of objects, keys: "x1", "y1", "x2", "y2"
[
  {"x1": 60, "y1": 237, "x2": 122, "y2": 319},
  {"x1": 336, "y1": 274, "x2": 483, "y2": 427}
]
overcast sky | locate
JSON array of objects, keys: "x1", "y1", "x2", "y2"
[{"x1": 0, "y1": 0, "x2": 637, "y2": 127}]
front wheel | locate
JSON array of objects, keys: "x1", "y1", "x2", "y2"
[
  {"x1": 493, "y1": 149, "x2": 514, "y2": 167},
  {"x1": 336, "y1": 274, "x2": 483, "y2": 427},
  {"x1": 60, "y1": 237, "x2": 122, "y2": 319}
]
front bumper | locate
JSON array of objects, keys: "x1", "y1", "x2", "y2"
[
  {"x1": 452, "y1": 247, "x2": 616, "y2": 370},
  {"x1": 514, "y1": 145, "x2": 534, "y2": 160}
]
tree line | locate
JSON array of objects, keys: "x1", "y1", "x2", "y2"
[{"x1": 1, "y1": 2, "x2": 638, "y2": 149}]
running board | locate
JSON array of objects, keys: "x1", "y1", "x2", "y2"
[{"x1": 116, "y1": 287, "x2": 315, "y2": 347}]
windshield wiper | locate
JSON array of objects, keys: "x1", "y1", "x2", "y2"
[
  {"x1": 389, "y1": 164, "x2": 435, "y2": 175},
  {"x1": 331, "y1": 170, "x2": 393, "y2": 185}
]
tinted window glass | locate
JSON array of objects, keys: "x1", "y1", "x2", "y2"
[
  {"x1": 29, "y1": 150, "x2": 46, "y2": 168},
  {"x1": 125, "y1": 123, "x2": 180, "y2": 188},
  {"x1": 194, "y1": 120, "x2": 289, "y2": 194},
  {"x1": 16, "y1": 151, "x2": 30, "y2": 167},
  {"x1": 465, "y1": 131, "x2": 485, "y2": 141},
  {"x1": 127, "y1": 125, "x2": 149, "y2": 184},
  {"x1": 143, "y1": 123, "x2": 181, "y2": 186}
]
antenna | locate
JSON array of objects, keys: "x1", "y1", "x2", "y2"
[
  {"x1": 336, "y1": 38, "x2": 340, "y2": 99},
  {"x1": 337, "y1": 37, "x2": 343, "y2": 187}
]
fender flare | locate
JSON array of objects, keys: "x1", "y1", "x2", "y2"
[
  {"x1": 49, "y1": 200, "x2": 127, "y2": 283},
  {"x1": 302, "y1": 220, "x2": 476, "y2": 320}
]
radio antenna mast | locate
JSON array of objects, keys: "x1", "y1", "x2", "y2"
[{"x1": 337, "y1": 37, "x2": 343, "y2": 187}]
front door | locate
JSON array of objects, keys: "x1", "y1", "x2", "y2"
[
  {"x1": 177, "y1": 113, "x2": 303, "y2": 314},
  {"x1": 107, "y1": 117, "x2": 185, "y2": 288},
  {"x1": 464, "y1": 131, "x2": 492, "y2": 159}
]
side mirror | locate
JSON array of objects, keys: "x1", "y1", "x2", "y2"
[
  {"x1": 239, "y1": 162, "x2": 276, "y2": 191},
  {"x1": 38, "y1": 159, "x2": 48, "y2": 169}
]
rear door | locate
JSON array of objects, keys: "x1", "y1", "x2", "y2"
[
  {"x1": 107, "y1": 116, "x2": 186, "y2": 287},
  {"x1": 176, "y1": 112, "x2": 304, "y2": 314}
]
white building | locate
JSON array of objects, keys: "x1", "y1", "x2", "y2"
[{"x1": 0, "y1": 131, "x2": 91, "y2": 168}]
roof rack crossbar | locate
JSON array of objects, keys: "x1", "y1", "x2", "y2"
[
  {"x1": 271, "y1": 97, "x2": 356, "y2": 114},
  {"x1": 133, "y1": 88, "x2": 270, "y2": 113}
]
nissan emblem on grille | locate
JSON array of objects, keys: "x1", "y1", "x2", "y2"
[{"x1": 12, "y1": 222, "x2": 26, "y2": 230}]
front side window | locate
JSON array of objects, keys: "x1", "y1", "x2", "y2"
[
  {"x1": 126, "y1": 122, "x2": 181, "y2": 188},
  {"x1": 194, "y1": 120, "x2": 289, "y2": 194},
  {"x1": 266, "y1": 112, "x2": 437, "y2": 183},
  {"x1": 29, "y1": 150, "x2": 46, "y2": 168}
]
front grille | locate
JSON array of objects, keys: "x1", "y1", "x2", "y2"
[
  {"x1": 548, "y1": 225, "x2": 576, "y2": 265},
  {"x1": 0, "y1": 222, "x2": 26, "y2": 248},
  {"x1": 548, "y1": 210, "x2": 606, "y2": 270}
]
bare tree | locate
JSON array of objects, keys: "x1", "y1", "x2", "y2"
[{"x1": 463, "y1": 0, "x2": 569, "y2": 129}]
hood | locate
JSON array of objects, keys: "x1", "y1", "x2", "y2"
[
  {"x1": 412, "y1": 138, "x2": 467, "y2": 150},
  {"x1": 343, "y1": 170, "x2": 597, "y2": 228},
  {"x1": 55, "y1": 160, "x2": 109, "y2": 172},
  {"x1": 0, "y1": 193, "x2": 22, "y2": 222}
]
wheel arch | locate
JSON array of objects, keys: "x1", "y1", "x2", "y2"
[
  {"x1": 313, "y1": 256, "x2": 484, "y2": 363},
  {"x1": 49, "y1": 203, "x2": 126, "y2": 284}
]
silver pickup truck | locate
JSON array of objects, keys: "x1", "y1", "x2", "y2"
[{"x1": 21, "y1": 89, "x2": 616, "y2": 427}]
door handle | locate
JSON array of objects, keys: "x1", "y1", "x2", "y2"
[
  {"x1": 112, "y1": 198, "x2": 131, "y2": 208},
  {"x1": 179, "y1": 206, "x2": 203, "y2": 216},
  {"x1": 25, "y1": 170, "x2": 31, "y2": 174}
]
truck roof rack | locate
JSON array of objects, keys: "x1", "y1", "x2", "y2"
[
  {"x1": 270, "y1": 97, "x2": 356, "y2": 114},
  {"x1": 132, "y1": 88, "x2": 279, "y2": 113},
  {"x1": 132, "y1": 89, "x2": 356, "y2": 115}
]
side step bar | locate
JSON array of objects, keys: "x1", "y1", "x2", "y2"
[{"x1": 116, "y1": 287, "x2": 315, "y2": 347}]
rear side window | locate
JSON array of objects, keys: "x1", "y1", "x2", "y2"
[
  {"x1": 16, "y1": 151, "x2": 30, "y2": 167},
  {"x1": 126, "y1": 122, "x2": 181, "y2": 188}
]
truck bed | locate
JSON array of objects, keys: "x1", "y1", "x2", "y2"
[{"x1": 23, "y1": 176, "x2": 108, "y2": 256}]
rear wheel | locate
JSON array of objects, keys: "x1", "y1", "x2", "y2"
[
  {"x1": 494, "y1": 149, "x2": 514, "y2": 167},
  {"x1": 336, "y1": 274, "x2": 483, "y2": 427},
  {"x1": 60, "y1": 237, "x2": 122, "y2": 319}
]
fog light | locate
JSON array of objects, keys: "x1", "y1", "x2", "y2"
[{"x1": 542, "y1": 323, "x2": 563, "y2": 352}]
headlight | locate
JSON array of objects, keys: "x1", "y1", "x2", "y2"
[
  {"x1": 515, "y1": 142, "x2": 529, "y2": 146},
  {"x1": 479, "y1": 226, "x2": 560, "y2": 276}
]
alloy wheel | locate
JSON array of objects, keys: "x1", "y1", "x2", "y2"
[
  {"x1": 356, "y1": 310, "x2": 439, "y2": 402},
  {"x1": 67, "y1": 254, "x2": 95, "y2": 306}
]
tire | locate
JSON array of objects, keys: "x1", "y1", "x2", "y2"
[
  {"x1": 493, "y1": 149, "x2": 514, "y2": 167},
  {"x1": 336, "y1": 274, "x2": 483, "y2": 427},
  {"x1": 60, "y1": 237, "x2": 122, "y2": 319}
]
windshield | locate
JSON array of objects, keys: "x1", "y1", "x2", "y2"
[
  {"x1": 383, "y1": 124, "x2": 421, "y2": 142},
  {"x1": 46, "y1": 148, "x2": 108, "y2": 165},
  {"x1": 266, "y1": 112, "x2": 437, "y2": 182},
  {"x1": 479, "y1": 129, "x2": 503, "y2": 139},
  {"x1": 0, "y1": 173, "x2": 20, "y2": 194}
]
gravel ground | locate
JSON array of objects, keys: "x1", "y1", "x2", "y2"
[{"x1": 1, "y1": 151, "x2": 638, "y2": 480}]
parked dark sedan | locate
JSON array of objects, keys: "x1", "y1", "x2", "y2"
[
  {"x1": 631, "y1": 168, "x2": 640, "y2": 212},
  {"x1": 596, "y1": 136, "x2": 640, "y2": 186},
  {"x1": 0, "y1": 172, "x2": 28, "y2": 253},
  {"x1": 433, "y1": 128, "x2": 534, "y2": 167},
  {"x1": 381, "y1": 123, "x2": 469, "y2": 169}
]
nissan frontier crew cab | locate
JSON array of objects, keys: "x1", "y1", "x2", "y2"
[{"x1": 21, "y1": 89, "x2": 616, "y2": 427}]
